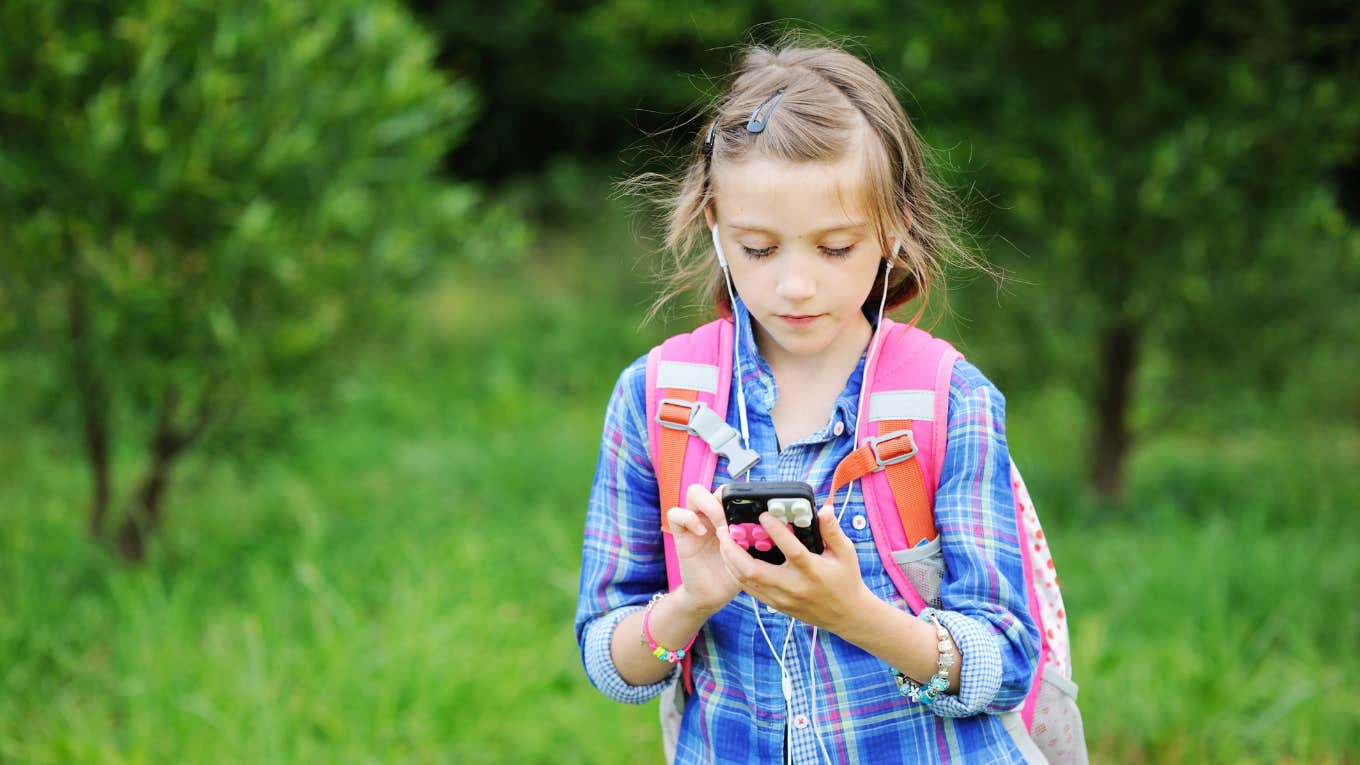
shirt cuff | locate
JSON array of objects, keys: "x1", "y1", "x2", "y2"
[
  {"x1": 925, "y1": 610, "x2": 1004, "y2": 717},
  {"x1": 582, "y1": 605, "x2": 677, "y2": 705}
]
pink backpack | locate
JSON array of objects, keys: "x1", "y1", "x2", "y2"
[{"x1": 644, "y1": 317, "x2": 1087, "y2": 764}]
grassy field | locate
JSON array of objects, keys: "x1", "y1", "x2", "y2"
[{"x1": 2, "y1": 210, "x2": 1358, "y2": 763}]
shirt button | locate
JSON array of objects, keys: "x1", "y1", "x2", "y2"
[
  {"x1": 833, "y1": 421, "x2": 845, "y2": 436},
  {"x1": 794, "y1": 714, "x2": 810, "y2": 729},
  {"x1": 852, "y1": 515, "x2": 867, "y2": 531}
]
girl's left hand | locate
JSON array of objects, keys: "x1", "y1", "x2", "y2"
[{"x1": 716, "y1": 505, "x2": 875, "y2": 634}]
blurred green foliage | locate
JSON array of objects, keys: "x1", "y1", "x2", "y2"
[
  {"x1": 893, "y1": 1, "x2": 1360, "y2": 418},
  {"x1": 0, "y1": 0, "x2": 479, "y2": 425},
  {"x1": 0, "y1": 0, "x2": 493, "y2": 555}
]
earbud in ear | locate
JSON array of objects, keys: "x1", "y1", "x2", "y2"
[{"x1": 711, "y1": 224, "x2": 729, "y2": 270}]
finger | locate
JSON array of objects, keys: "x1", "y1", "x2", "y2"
[
  {"x1": 759, "y1": 512, "x2": 813, "y2": 568},
  {"x1": 667, "y1": 506, "x2": 708, "y2": 537},
  {"x1": 717, "y1": 526, "x2": 764, "y2": 583},
  {"x1": 714, "y1": 522, "x2": 747, "y2": 558},
  {"x1": 687, "y1": 483, "x2": 727, "y2": 529},
  {"x1": 819, "y1": 506, "x2": 856, "y2": 558}
]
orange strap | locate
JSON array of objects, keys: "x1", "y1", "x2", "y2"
[
  {"x1": 880, "y1": 419, "x2": 937, "y2": 545},
  {"x1": 827, "y1": 423, "x2": 936, "y2": 547},
  {"x1": 656, "y1": 389, "x2": 698, "y2": 534}
]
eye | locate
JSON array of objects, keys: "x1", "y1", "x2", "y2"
[
  {"x1": 822, "y1": 244, "x2": 855, "y2": 258},
  {"x1": 741, "y1": 245, "x2": 774, "y2": 258}
]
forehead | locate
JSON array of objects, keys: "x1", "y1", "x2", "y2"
[{"x1": 711, "y1": 151, "x2": 872, "y2": 236}]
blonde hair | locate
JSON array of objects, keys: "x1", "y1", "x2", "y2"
[{"x1": 626, "y1": 39, "x2": 982, "y2": 325}]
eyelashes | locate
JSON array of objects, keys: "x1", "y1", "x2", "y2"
[{"x1": 740, "y1": 245, "x2": 856, "y2": 259}]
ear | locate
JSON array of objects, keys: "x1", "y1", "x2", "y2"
[{"x1": 704, "y1": 205, "x2": 716, "y2": 230}]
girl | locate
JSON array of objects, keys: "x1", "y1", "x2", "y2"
[{"x1": 575, "y1": 43, "x2": 1041, "y2": 763}]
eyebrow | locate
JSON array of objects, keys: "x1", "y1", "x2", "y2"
[{"x1": 728, "y1": 222, "x2": 869, "y2": 237}]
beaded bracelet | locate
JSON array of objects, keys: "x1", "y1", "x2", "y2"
[
  {"x1": 641, "y1": 592, "x2": 699, "y2": 663},
  {"x1": 893, "y1": 608, "x2": 956, "y2": 705}
]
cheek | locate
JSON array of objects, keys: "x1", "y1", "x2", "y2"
[
  {"x1": 734, "y1": 255, "x2": 777, "y2": 283},
  {"x1": 725, "y1": 259, "x2": 770, "y2": 293},
  {"x1": 847, "y1": 257, "x2": 885, "y2": 303},
  {"x1": 723, "y1": 261, "x2": 751, "y2": 291}
]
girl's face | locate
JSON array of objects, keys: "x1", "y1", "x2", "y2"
[{"x1": 707, "y1": 152, "x2": 886, "y2": 369}]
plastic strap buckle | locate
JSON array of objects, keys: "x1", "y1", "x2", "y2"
[
  {"x1": 867, "y1": 429, "x2": 918, "y2": 471},
  {"x1": 655, "y1": 398, "x2": 760, "y2": 476}
]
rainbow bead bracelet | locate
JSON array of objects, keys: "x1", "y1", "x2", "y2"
[{"x1": 642, "y1": 591, "x2": 700, "y2": 663}]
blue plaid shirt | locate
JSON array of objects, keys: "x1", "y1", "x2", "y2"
[{"x1": 575, "y1": 300, "x2": 1040, "y2": 764}]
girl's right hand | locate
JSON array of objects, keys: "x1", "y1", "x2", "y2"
[{"x1": 666, "y1": 483, "x2": 741, "y2": 615}]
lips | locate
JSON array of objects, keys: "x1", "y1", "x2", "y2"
[{"x1": 778, "y1": 314, "x2": 823, "y2": 326}]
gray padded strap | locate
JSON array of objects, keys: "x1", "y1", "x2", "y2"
[
  {"x1": 657, "y1": 361, "x2": 719, "y2": 394},
  {"x1": 867, "y1": 390, "x2": 934, "y2": 422}
]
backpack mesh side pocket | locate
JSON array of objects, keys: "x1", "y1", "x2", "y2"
[
  {"x1": 891, "y1": 538, "x2": 945, "y2": 609},
  {"x1": 1031, "y1": 669, "x2": 1087, "y2": 765}
]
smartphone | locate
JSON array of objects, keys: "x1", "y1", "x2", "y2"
[{"x1": 721, "y1": 481, "x2": 823, "y2": 564}]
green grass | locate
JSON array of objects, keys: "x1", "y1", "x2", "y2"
[{"x1": 2, "y1": 212, "x2": 1358, "y2": 763}]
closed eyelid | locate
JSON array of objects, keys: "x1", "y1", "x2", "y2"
[{"x1": 738, "y1": 244, "x2": 856, "y2": 263}]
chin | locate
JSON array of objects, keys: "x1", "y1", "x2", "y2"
[{"x1": 775, "y1": 334, "x2": 832, "y2": 357}]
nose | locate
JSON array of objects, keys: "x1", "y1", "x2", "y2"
[{"x1": 775, "y1": 254, "x2": 816, "y2": 303}]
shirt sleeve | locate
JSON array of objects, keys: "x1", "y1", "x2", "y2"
[
  {"x1": 925, "y1": 358, "x2": 1041, "y2": 717},
  {"x1": 573, "y1": 355, "x2": 674, "y2": 704}
]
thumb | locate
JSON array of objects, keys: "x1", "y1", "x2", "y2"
[{"x1": 818, "y1": 505, "x2": 854, "y2": 557}]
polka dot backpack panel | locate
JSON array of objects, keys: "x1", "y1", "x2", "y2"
[{"x1": 1011, "y1": 462, "x2": 1087, "y2": 764}]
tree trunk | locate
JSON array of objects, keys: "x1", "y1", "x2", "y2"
[
  {"x1": 112, "y1": 390, "x2": 180, "y2": 563},
  {"x1": 1090, "y1": 321, "x2": 1139, "y2": 502},
  {"x1": 112, "y1": 449, "x2": 178, "y2": 564},
  {"x1": 66, "y1": 241, "x2": 113, "y2": 541},
  {"x1": 111, "y1": 385, "x2": 216, "y2": 563}
]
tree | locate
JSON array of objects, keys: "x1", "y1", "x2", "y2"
[
  {"x1": 0, "y1": 0, "x2": 479, "y2": 561},
  {"x1": 882, "y1": 0, "x2": 1360, "y2": 499}
]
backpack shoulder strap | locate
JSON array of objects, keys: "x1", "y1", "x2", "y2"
[
  {"x1": 846, "y1": 319, "x2": 962, "y2": 614},
  {"x1": 644, "y1": 318, "x2": 738, "y2": 590},
  {"x1": 644, "y1": 318, "x2": 737, "y2": 696}
]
